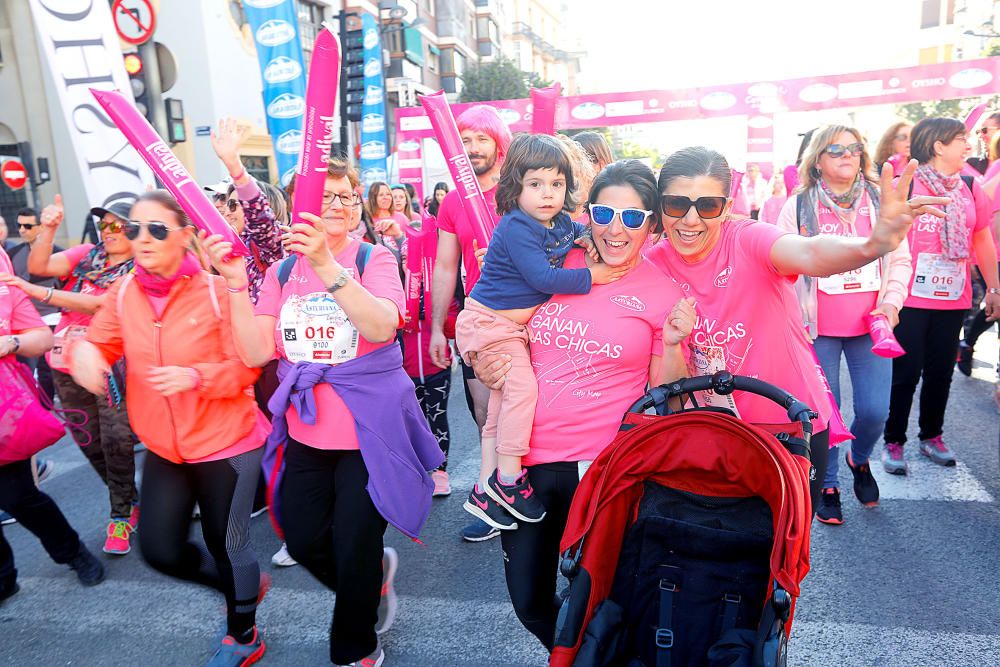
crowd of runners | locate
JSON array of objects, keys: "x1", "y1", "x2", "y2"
[{"x1": 1, "y1": 105, "x2": 997, "y2": 666}]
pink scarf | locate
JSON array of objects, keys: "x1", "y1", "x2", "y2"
[
  {"x1": 135, "y1": 252, "x2": 202, "y2": 298},
  {"x1": 915, "y1": 165, "x2": 970, "y2": 260}
]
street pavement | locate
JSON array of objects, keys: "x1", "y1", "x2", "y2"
[{"x1": 1, "y1": 330, "x2": 998, "y2": 666}]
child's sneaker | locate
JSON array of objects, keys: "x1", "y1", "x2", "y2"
[
  {"x1": 462, "y1": 485, "x2": 517, "y2": 531},
  {"x1": 485, "y1": 469, "x2": 546, "y2": 523},
  {"x1": 127, "y1": 504, "x2": 140, "y2": 531}
]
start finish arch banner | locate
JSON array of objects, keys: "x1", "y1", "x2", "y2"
[
  {"x1": 395, "y1": 57, "x2": 1000, "y2": 192},
  {"x1": 28, "y1": 0, "x2": 154, "y2": 210}
]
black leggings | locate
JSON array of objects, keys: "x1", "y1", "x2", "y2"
[
  {"x1": 886, "y1": 307, "x2": 966, "y2": 444},
  {"x1": 279, "y1": 439, "x2": 388, "y2": 665},
  {"x1": 0, "y1": 459, "x2": 82, "y2": 592},
  {"x1": 138, "y1": 448, "x2": 263, "y2": 638},
  {"x1": 502, "y1": 433, "x2": 828, "y2": 651},
  {"x1": 412, "y1": 368, "x2": 452, "y2": 470}
]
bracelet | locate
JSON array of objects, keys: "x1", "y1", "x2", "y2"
[
  {"x1": 230, "y1": 165, "x2": 247, "y2": 182},
  {"x1": 42, "y1": 286, "x2": 55, "y2": 303},
  {"x1": 227, "y1": 283, "x2": 249, "y2": 293}
]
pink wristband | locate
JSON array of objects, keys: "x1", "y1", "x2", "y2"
[
  {"x1": 227, "y1": 283, "x2": 249, "y2": 293},
  {"x1": 187, "y1": 368, "x2": 202, "y2": 390}
]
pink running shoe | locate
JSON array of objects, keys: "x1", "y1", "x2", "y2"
[
  {"x1": 431, "y1": 470, "x2": 451, "y2": 497},
  {"x1": 881, "y1": 442, "x2": 908, "y2": 476},
  {"x1": 919, "y1": 435, "x2": 957, "y2": 467},
  {"x1": 103, "y1": 519, "x2": 133, "y2": 555},
  {"x1": 127, "y1": 504, "x2": 140, "y2": 531}
]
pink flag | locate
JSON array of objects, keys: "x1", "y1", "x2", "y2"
[
  {"x1": 90, "y1": 89, "x2": 249, "y2": 256},
  {"x1": 419, "y1": 90, "x2": 497, "y2": 248},
  {"x1": 290, "y1": 26, "x2": 340, "y2": 227},
  {"x1": 530, "y1": 83, "x2": 561, "y2": 135}
]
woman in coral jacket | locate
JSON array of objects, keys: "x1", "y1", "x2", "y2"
[{"x1": 70, "y1": 191, "x2": 270, "y2": 667}]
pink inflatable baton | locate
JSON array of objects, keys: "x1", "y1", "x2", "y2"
[
  {"x1": 864, "y1": 313, "x2": 906, "y2": 359},
  {"x1": 290, "y1": 26, "x2": 340, "y2": 228},
  {"x1": 90, "y1": 89, "x2": 249, "y2": 257},
  {"x1": 807, "y1": 342, "x2": 854, "y2": 446},
  {"x1": 419, "y1": 90, "x2": 496, "y2": 248},
  {"x1": 530, "y1": 83, "x2": 561, "y2": 135},
  {"x1": 964, "y1": 102, "x2": 988, "y2": 131}
]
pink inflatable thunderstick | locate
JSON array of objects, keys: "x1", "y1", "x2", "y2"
[
  {"x1": 290, "y1": 26, "x2": 340, "y2": 227},
  {"x1": 530, "y1": 83, "x2": 561, "y2": 135},
  {"x1": 419, "y1": 90, "x2": 496, "y2": 248},
  {"x1": 90, "y1": 89, "x2": 249, "y2": 256}
]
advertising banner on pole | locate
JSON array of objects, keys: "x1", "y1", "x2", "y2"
[
  {"x1": 28, "y1": 0, "x2": 154, "y2": 210},
  {"x1": 359, "y1": 14, "x2": 389, "y2": 189},
  {"x1": 243, "y1": 0, "x2": 307, "y2": 186}
]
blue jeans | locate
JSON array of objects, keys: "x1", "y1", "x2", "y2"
[{"x1": 814, "y1": 334, "x2": 892, "y2": 489}]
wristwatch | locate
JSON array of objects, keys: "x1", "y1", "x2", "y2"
[
  {"x1": 989, "y1": 288, "x2": 1000, "y2": 295},
  {"x1": 8, "y1": 335, "x2": 20, "y2": 354},
  {"x1": 326, "y1": 269, "x2": 351, "y2": 293}
]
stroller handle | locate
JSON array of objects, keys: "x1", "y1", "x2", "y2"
[{"x1": 628, "y1": 371, "x2": 816, "y2": 436}]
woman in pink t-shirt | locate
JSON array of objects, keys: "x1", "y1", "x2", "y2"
[
  {"x1": 777, "y1": 125, "x2": 913, "y2": 525},
  {"x1": 367, "y1": 181, "x2": 410, "y2": 260},
  {"x1": 645, "y1": 146, "x2": 947, "y2": 512},
  {"x1": 873, "y1": 121, "x2": 913, "y2": 177},
  {"x1": 17, "y1": 195, "x2": 141, "y2": 556},
  {"x1": 472, "y1": 160, "x2": 694, "y2": 650},
  {"x1": 204, "y1": 158, "x2": 441, "y2": 667},
  {"x1": 884, "y1": 117, "x2": 999, "y2": 471}
]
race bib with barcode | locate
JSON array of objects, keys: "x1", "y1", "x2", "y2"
[
  {"x1": 911, "y1": 253, "x2": 966, "y2": 301},
  {"x1": 278, "y1": 291, "x2": 360, "y2": 364}
]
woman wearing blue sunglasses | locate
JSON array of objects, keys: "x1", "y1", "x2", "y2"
[{"x1": 469, "y1": 159, "x2": 696, "y2": 650}]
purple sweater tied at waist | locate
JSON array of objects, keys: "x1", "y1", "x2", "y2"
[{"x1": 264, "y1": 343, "x2": 443, "y2": 540}]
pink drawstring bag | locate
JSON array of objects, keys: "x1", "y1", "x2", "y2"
[
  {"x1": 865, "y1": 313, "x2": 906, "y2": 359},
  {"x1": 0, "y1": 358, "x2": 87, "y2": 465}
]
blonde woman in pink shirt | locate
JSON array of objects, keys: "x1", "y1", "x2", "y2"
[
  {"x1": 776, "y1": 125, "x2": 913, "y2": 525},
  {"x1": 644, "y1": 146, "x2": 947, "y2": 512}
]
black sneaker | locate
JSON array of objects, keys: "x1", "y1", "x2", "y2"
[
  {"x1": 68, "y1": 545, "x2": 105, "y2": 586},
  {"x1": 845, "y1": 451, "x2": 880, "y2": 507},
  {"x1": 815, "y1": 488, "x2": 843, "y2": 525},
  {"x1": 462, "y1": 486, "x2": 517, "y2": 531},
  {"x1": 485, "y1": 469, "x2": 547, "y2": 523},
  {"x1": 460, "y1": 519, "x2": 500, "y2": 542},
  {"x1": 957, "y1": 343, "x2": 973, "y2": 377}
]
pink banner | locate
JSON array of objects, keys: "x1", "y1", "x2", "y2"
[
  {"x1": 418, "y1": 91, "x2": 496, "y2": 248},
  {"x1": 397, "y1": 57, "x2": 1000, "y2": 137},
  {"x1": 396, "y1": 136, "x2": 424, "y2": 210},
  {"x1": 746, "y1": 114, "x2": 774, "y2": 179},
  {"x1": 90, "y1": 89, "x2": 249, "y2": 257},
  {"x1": 291, "y1": 27, "x2": 339, "y2": 227},
  {"x1": 530, "y1": 83, "x2": 561, "y2": 135},
  {"x1": 402, "y1": 210, "x2": 438, "y2": 334}
]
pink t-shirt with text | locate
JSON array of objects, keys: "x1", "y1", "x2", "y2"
[
  {"x1": 815, "y1": 192, "x2": 879, "y2": 338},
  {"x1": 904, "y1": 179, "x2": 992, "y2": 310},
  {"x1": 435, "y1": 186, "x2": 500, "y2": 294},
  {"x1": 255, "y1": 240, "x2": 405, "y2": 450},
  {"x1": 646, "y1": 219, "x2": 832, "y2": 431},
  {"x1": 525, "y1": 251, "x2": 682, "y2": 466}
]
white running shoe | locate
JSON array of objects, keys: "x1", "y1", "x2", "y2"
[{"x1": 271, "y1": 543, "x2": 298, "y2": 567}]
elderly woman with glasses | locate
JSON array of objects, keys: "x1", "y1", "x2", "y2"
[
  {"x1": 5, "y1": 195, "x2": 142, "y2": 557},
  {"x1": 202, "y1": 157, "x2": 442, "y2": 667},
  {"x1": 776, "y1": 125, "x2": 913, "y2": 525},
  {"x1": 70, "y1": 190, "x2": 270, "y2": 666},
  {"x1": 644, "y1": 146, "x2": 948, "y2": 510}
]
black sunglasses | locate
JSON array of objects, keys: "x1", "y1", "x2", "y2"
[
  {"x1": 124, "y1": 220, "x2": 183, "y2": 241},
  {"x1": 660, "y1": 195, "x2": 728, "y2": 219},
  {"x1": 226, "y1": 199, "x2": 240, "y2": 213},
  {"x1": 824, "y1": 142, "x2": 864, "y2": 159},
  {"x1": 18, "y1": 222, "x2": 39, "y2": 229}
]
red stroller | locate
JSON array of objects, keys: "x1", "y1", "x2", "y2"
[{"x1": 550, "y1": 372, "x2": 814, "y2": 667}]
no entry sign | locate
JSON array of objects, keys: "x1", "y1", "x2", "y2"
[{"x1": 1, "y1": 159, "x2": 28, "y2": 190}]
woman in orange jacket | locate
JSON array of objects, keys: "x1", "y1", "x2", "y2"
[{"x1": 70, "y1": 191, "x2": 271, "y2": 667}]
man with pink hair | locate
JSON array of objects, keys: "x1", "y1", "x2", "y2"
[{"x1": 428, "y1": 104, "x2": 512, "y2": 542}]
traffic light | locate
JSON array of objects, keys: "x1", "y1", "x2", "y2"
[
  {"x1": 124, "y1": 52, "x2": 151, "y2": 121},
  {"x1": 342, "y1": 25, "x2": 365, "y2": 122}
]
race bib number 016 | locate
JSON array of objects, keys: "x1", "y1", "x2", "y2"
[
  {"x1": 279, "y1": 291, "x2": 360, "y2": 364},
  {"x1": 817, "y1": 260, "x2": 881, "y2": 295},
  {"x1": 911, "y1": 253, "x2": 966, "y2": 301}
]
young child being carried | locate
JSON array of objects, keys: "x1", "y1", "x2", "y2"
[{"x1": 456, "y1": 133, "x2": 631, "y2": 530}]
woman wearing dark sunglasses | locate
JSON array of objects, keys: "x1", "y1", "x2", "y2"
[
  {"x1": 776, "y1": 125, "x2": 913, "y2": 525},
  {"x1": 646, "y1": 146, "x2": 949, "y2": 509},
  {"x1": 71, "y1": 190, "x2": 271, "y2": 666},
  {"x1": 470, "y1": 159, "x2": 694, "y2": 650},
  {"x1": 883, "y1": 117, "x2": 999, "y2": 473},
  {"x1": 21, "y1": 195, "x2": 141, "y2": 557}
]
